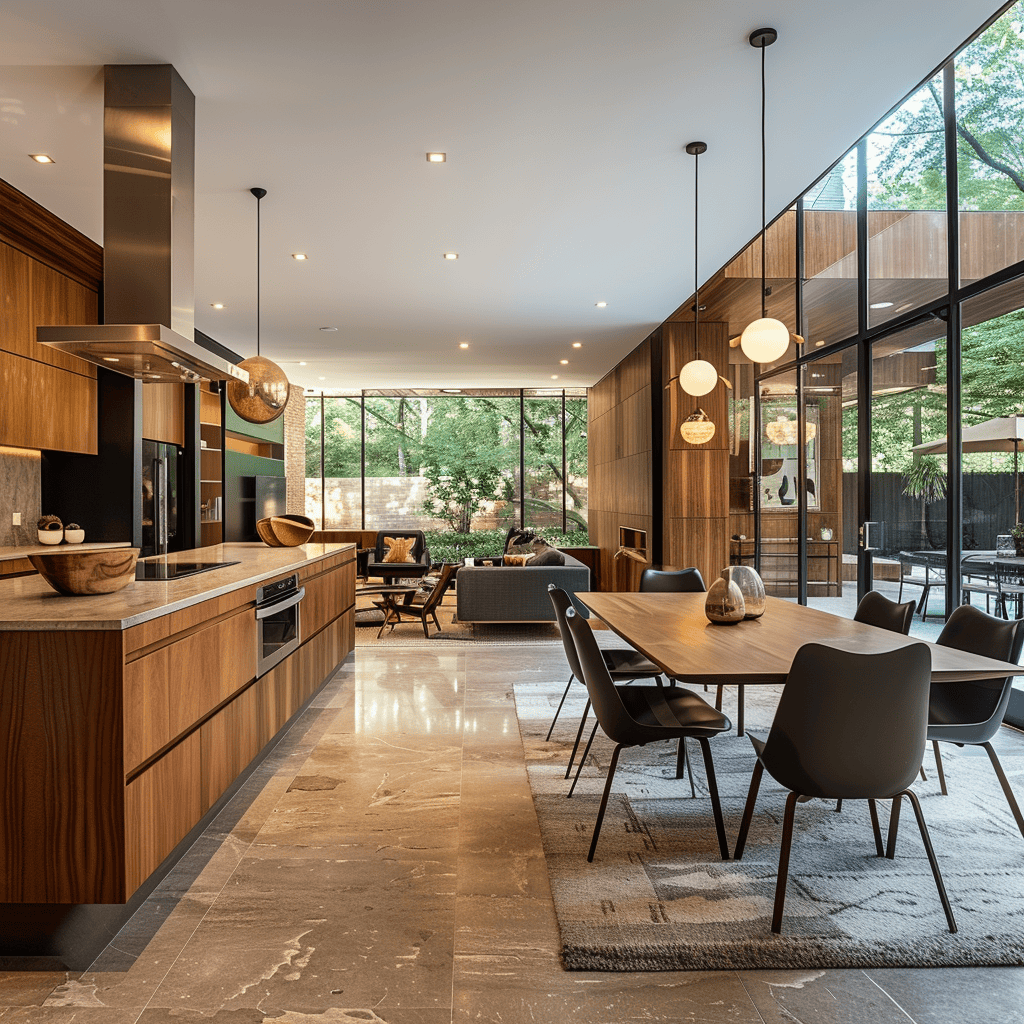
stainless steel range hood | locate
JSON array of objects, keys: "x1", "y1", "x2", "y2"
[{"x1": 37, "y1": 65, "x2": 248, "y2": 386}]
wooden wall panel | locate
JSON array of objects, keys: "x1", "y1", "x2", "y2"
[
  {"x1": 142, "y1": 383, "x2": 186, "y2": 447},
  {"x1": 0, "y1": 630, "x2": 125, "y2": 903}
]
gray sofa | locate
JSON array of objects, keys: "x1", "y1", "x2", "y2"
[{"x1": 456, "y1": 553, "x2": 591, "y2": 623}]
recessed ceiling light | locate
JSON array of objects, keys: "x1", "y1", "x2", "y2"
[
  {"x1": 459, "y1": 342, "x2": 469, "y2": 349},
  {"x1": 551, "y1": 375, "x2": 559, "y2": 380},
  {"x1": 869, "y1": 301, "x2": 894, "y2": 309},
  {"x1": 210, "y1": 302, "x2": 225, "y2": 309},
  {"x1": 319, "y1": 326, "x2": 338, "y2": 331},
  {"x1": 319, "y1": 376, "x2": 325, "y2": 380},
  {"x1": 29, "y1": 153, "x2": 54, "y2": 164},
  {"x1": 442, "y1": 388, "x2": 461, "y2": 393},
  {"x1": 299, "y1": 361, "x2": 307, "y2": 366},
  {"x1": 572, "y1": 342, "x2": 582, "y2": 348},
  {"x1": 595, "y1": 301, "x2": 607, "y2": 308},
  {"x1": 292, "y1": 253, "x2": 308, "y2": 260},
  {"x1": 103, "y1": 357, "x2": 119, "y2": 363},
  {"x1": 559, "y1": 360, "x2": 568, "y2": 365},
  {"x1": 426, "y1": 152, "x2": 446, "y2": 163},
  {"x1": 814, "y1": 340, "x2": 825, "y2": 347},
  {"x1": 443, "y1": 252, "x2": 458, "y2": 260}
]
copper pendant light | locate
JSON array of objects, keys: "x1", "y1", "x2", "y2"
[{"x1": 227, "y1": 187, "x2": 291, "y2": 424}]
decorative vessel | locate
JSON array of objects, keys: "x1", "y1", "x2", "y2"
[
  {"x1": 269, "y1": 515, "x2": 315, "y2": 546},
  {"x1": 721, "y1": 565, "x2": 766, "y2": 619},
  {"x1": 256, "y1": 518, "x2": 283, "y2": 546},
  {"x1": 819, "y1": 526, "x2": 834, "y2": 541},
  {"x1": 37, "y1": 514, "x2": 63, "y2": 545},
  {"x1": 29, "y1": 548, "x2": 139, "y2": 596},
  {"x1": 705, "y1": 577, "x2": 746, "y2": 624},
  {"x1": 64, "y1": 523, "x2": 85, "y2": 544}
]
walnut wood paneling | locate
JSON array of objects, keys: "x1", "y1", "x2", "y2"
[
  {"x1": 123, "y1": 607, "x2": 257, "y2": 773},
  {"x1": 0, "y1": 629, "x2": 125, "y2": 903},
  {"x1": 0, "y1": 179, "x2": 103, "y2": 291},
  {"x1": 124, "y1": 731, "x2": 201, "y2": 896},
  {"x1": 142, "y1": 383, "x2": 186, "y2": 447},
  {"x1": 0, "y1": 556, "x2": 35, "y2": 577},
  {"x1": 199, "y1": 681, "x2": 260, "y2": 814}
]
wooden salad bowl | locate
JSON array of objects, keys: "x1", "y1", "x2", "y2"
[
  {"x1": 268, "y1": 515, "x2": 315, "y2": 546},
  {"x1": 256, "y1": 518, "x2": 283, "y2": 546},
  {"x1": 29, "y1": 548, "x2": 140, "y2": 596}
]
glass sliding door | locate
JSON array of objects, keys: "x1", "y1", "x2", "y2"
[
  {"x1": 322, "y1": 396, "x2": 363, "y2": 529},
  {"x1": 868, "y1": 320, "x2": 949, "y2": 637}
]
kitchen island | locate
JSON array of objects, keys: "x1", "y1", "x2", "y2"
[{"x1": 0, "y1": 542, "x2": 355, "y2": 963}]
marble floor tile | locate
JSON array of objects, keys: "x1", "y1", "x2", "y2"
[
  {"x1": 0, "y1": 975, "x2": 74, "y2": 1007},
  {"x1": 866, "y1": 966, "x2": 1024, "y2": 1024}
]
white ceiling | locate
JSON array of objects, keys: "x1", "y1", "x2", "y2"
[{"x1": 0, "y1": 0, "x2": 1005, "y2": 391}]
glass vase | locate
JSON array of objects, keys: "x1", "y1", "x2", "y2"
[{"x1": 722, "y1": 565, "x2": 766, "y2": 619}]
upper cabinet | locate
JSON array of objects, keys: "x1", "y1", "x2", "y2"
[{"x1": 0, "y1": 179, "x2": 101, "y2": 455}]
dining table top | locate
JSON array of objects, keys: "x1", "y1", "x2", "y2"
[{"x1": 578, "y1": 592, "x2": 1024, "y2": 686}]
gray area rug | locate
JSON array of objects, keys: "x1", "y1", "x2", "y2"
[{"x1": 514, "y1": 678, "x2": 1024, "y2": 970}]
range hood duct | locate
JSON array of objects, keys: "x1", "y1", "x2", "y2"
[{"x1": 38, "y1": 64, "x2": 247, "y2": 385}]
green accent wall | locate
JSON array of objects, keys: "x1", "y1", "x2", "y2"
[{"x1": 225, "y1": 403, "x2": 285, "y2": 444}]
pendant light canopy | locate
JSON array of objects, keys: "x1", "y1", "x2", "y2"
[
  {"x1": 679, "y1": 142, "x2": 718, "y2": 397},
  {"x1": 227, "y1": 187, "x2": 291, "y2": 425},
  {"x1": 739, "y1": 28, "x2": 791, "y2": 366}
]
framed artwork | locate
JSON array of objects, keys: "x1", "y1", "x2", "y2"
[{"x1": 758, "y1": 404, "x2": 820, "y2": 511}]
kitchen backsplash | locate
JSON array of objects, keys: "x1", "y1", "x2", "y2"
[{"x1": 0, "y1": 447, "x2": 42, "y2": 546}]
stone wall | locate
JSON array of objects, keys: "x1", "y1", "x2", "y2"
[
  {"x1": 283, "y1": 386, "x2": 306, "y2": 516},
  {"x1": 0, "y1": 447, "x2": 41, "y2": 546}
]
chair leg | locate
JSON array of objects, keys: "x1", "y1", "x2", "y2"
[
  {"x1": 714, "y1": 684, "x2": 723, "y2": 711},
  {"x1": 421, "y1": 616, "x2": 430, "y2": 639},
  {"x1": 868, "y1": 799, "x2": 884, "y2": 857},
  {"x1": 675, "y1": 738, "x2": 696, "y2": 796},
  {"x1": 933, "y1": 741, "x2": 948, "y2": 796},
  {"x1": 568, "y1": 721, "x2": 599, "y2": 798},
  {"x1": 733, "y1": 760, "x2": 764, "y2": 860},
  {"x1": 771, "y1": 791, "x2": 800, "y2": 934},
  {"x1": 432, "y1": 610, "x2": 441, "y2": 631},
  {"x1": 545, "y1": 674, "x2": 575, "y2": 742},
  {"x1": 835, "y1": 798, "x2": 843, "y2": 813},
  {"x1": 587, "y1": 744, "x2": 624, "y2": 862},
  {"x1": 885, "y1": 793, "x2": 904, "y2": 859},
  {"x1": 565, "y1": 698, "x2": 591, "y2": 778},
  {"x1": 982, "y1": 741, "x2": 1024, "y2": 839},
  {"x1": 902, "y1": 788, "x2": 957, "y2": 934},
  {"x1": 737, "y1": 685, "x2": 745, "y2": 737},
  {"x1": 697, "y1": 737, "x2": 730, "y2": 861},
  {"x1": 919, "y1": 765, "x2": 928, "y2": 782}
]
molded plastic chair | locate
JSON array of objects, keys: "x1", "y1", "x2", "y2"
[
  {"x1": 564, "y1": 606, "x2": 731, "y2": 862},
  {"x1": 853, "y1": 591, "x2": 916, "y2": 635},
  {"x1": 547, "y1": 586, "x2": 672, "y2": 780},
  {"x1": 924, "y1": 605, "x2": 1024, "y2": 839},
  {"x1": 733, "y1": 639, "x2": 956, "y2": 935}
]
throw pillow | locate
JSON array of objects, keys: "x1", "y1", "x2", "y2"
[
  {"x1": 529, "y1": 546, "x2": 565, "y2": 566},
  {"x1": 503, "y1": 554, "x2": 531, "y2": 566},
  {"x1": 505, "y1": 529, "x2": 538, "y2": 555},
  {"x1": 383, "y1": 536, "x2": 416, "y2": 563}
]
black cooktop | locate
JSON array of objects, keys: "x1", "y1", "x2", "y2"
[{"x1": 136, "y1": 560, "x2": 241, "y2": 581}]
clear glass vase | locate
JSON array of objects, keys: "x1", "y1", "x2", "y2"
[{"x1": 722, "y1": 565, "x2": 766, "y2": 619}]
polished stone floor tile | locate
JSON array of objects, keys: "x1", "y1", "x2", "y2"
[
  {"x1": 867, "y1": 966, "x2": 1024, "y2": 1024},
  {"x1": 0, "y1": 975, "x2": 74, "y2": 1007}
]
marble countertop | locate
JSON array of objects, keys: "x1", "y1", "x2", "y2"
[
  {"x1": 0, "y1": 541, "x2": 131, "y2": 563},
  {"x1": 0, "y1": 542, "x2": 354, "y2": 631}
]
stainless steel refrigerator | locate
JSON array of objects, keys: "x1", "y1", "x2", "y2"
[{"x1": 141, "y1": 439, "x2": 183, "y2": 556}]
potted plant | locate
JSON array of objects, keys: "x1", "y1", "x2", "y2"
[{"x1": 1011, "y1": 523, "x2": 1024, "y2": 558}]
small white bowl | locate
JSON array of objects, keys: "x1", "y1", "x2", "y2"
[
  {"x1": 64, "y1": 529, "x2": 85, "y2": 544},
  {"x1": 37, "y1": 529, "x2": 63, "y2": 545}
]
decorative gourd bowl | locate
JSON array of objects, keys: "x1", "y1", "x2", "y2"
[
  {"x1": 29, "y1": 548, "x2": 140, "y2": 596},
  {"x1": 257, "y1": 514, "x2": 315, "y2": 547}
]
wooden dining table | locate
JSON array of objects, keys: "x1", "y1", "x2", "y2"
[{"x1": 579, "y1": 592, "x2": 1024, "y2": 734}]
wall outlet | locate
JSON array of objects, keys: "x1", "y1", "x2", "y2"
[{"x1": 12, "y1": 512, "x2": 21, "y2": 526}]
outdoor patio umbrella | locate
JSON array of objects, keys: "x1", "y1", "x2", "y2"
[{"x1": 911, "y1": 414, "x2": 1024, "y2": 525}]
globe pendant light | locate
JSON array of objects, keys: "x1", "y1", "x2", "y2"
[
  {"x1": 739, "y1": 28, "x2": 790, "y2": 366},
  {"x1": 227, "y1": 187, "x2": 291, "y2": 425},
  {"x1": 678, "y1": 142, "x2": 718, "y2": 397}
]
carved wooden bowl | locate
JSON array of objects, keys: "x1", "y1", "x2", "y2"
[
  {"x1": 268, "y1": 515, "x2": 315, "y2": 546},
  {"x1": 29, "y1": 548, "x2": 140, "y2": 596},
  {"x1": 256, "y1": 518, "x2": 283, "y2": 546}
]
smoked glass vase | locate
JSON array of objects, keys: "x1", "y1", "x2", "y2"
[{"x1": 722, "y1": 565, "x2": 766, "y2": 619}]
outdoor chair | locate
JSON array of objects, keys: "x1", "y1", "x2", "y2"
[
  {"x1": 733, "y1": 639, "x2": 956, "y2": 935},
  {"x1": 564, "y1": 606, "x2": 731, "y2": 862},
  {"x1": 365, "y1": 530, "x2": 432, "y2": 579},
  {"x1": 921, "y1": 605, "x2": 1024, "y2": 841}
]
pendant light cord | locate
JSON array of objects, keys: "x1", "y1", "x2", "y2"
[
  {"x1": 760, "y1": 40, "x2": 767, "y2": 321},
  {"x1": 256, "y1": 194, "x2": 261, "y2": 358},
  {"x1": 694, "y1": 146, "x2": 700, "y2": 359}
]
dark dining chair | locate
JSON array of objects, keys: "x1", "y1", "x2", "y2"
[
  {"x1": 733, "y1": 639, "x2": 956, "y2": 935},
  {"x1": 372, "y1": 562, "x2": 458, "y2": 638},
  {"x1": 547, "y1": 586, "x2": 672, "y2": 780},
  {"x1": 853, "y1": 590, "x2": 917, "y2": 635},
  {"x1": 564, "y1": 606, "x2": 732, "y2": 862},
  {"x1": 922, "y1": 604, "x2": 1024, "y2": 840}
]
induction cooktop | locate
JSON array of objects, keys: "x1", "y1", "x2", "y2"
[{"x1": 136, "y1": 560, "x2": 241, "y2": 581}]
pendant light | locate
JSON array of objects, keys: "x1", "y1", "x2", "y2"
[
  {"x1": 679, "y1": 407, "x2": 715, "y2": 445},
  {"x1": 739, "y1": 28, "x2": 790, "y2": 366},
  {"x1": 227, "y1": 187, "x2": 291, "y2": 425},
  {"x1": 678, "y1": 142, "x2": 718, "y2": 397}
]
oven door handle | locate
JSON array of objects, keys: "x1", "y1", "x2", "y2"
[{"x1": 256, "y1": 587, "x2": 306, "y2": 619}]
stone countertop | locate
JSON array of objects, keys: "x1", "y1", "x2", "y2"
[
  {"x1": 0, "y1": 541, "x2": 131, "y2": 563},
  {"x1": 0, "y1": 542, "x2": 354, "y2": 631}
]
